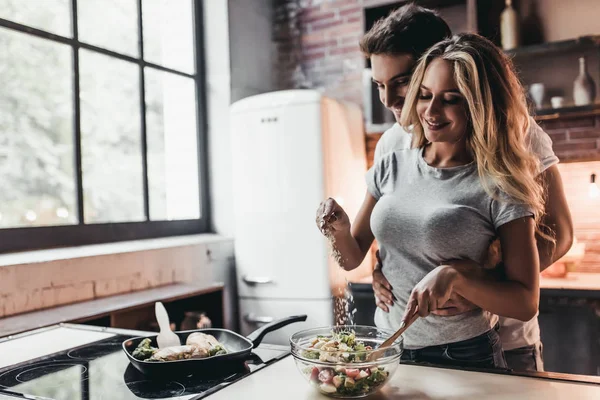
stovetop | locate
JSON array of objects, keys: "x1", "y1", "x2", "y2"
[{"x1": 0, "y1": 325, "x2": 289, "y2": 400}]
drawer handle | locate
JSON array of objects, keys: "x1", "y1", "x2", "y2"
[
  {"x1": 244, "y1": 314, "x2": 274, "y2": 324},
  {"x1": 242, "y1": 276, "x2": 274, "y2": 285}
]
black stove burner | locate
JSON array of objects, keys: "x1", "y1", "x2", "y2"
[
  {"x1": 67, "y1": 343, "x2": 121, "y2": 360},
  {"x1": 0, "y1": 362, "x2": 86, "y2": 388},
  {"x1": 15, "y1": 363, "x2": 87, "y2": 385},
  {"x1": 0, "y1": 326, "x2": 289, "y2": 400}
]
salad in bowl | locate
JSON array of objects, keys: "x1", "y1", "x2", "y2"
[{"x1": 290, "y1": 326, "x2": 402, "y2": 398}]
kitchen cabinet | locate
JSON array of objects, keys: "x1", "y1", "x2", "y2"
[
  {"x1": 539, "y1": 292, "x2": 600, "y2": 375},
  {"x1": 0, "y1": 283, "x2": 225, "y2": 338}
]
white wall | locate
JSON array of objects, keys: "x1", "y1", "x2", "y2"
[
  {"x1": 203, "y1": 0, "x2": 276, "y2": 236},
  {"x1": 228, "y1": 0, "x2": 275, "y2": 103},
  {"x1": 203, "y1": 0, "x2": 235, "y2": 236}
]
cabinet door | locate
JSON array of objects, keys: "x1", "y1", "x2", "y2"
[{"x1": 538, "y1": 295, "x2": 600, "y2": 375}]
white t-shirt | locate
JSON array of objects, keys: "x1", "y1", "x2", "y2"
[{"x1": 373, "y1": 119, "x2": 559, "y2": 351}]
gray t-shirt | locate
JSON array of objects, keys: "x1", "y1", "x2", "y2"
[
  {"x1": 373, "y1": 120, "x2": 558, "y2": 350},
  {"x1": 366, "y1": 147, "x2": 533, "y2": 349}
]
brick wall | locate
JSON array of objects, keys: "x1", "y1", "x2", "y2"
[
  {"x1": 538, "y1": 115, "x2": 600, "y2": 162},
  {"x1": 0, "y1": 238, "x2": 235, "y2": 319},
  {"x1": 274, "y1": 0, "x2": 367, "y2": 104}
]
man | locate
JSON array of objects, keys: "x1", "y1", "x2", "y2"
[{"x1": 361, "y1": 3, "x2": 573, "y2": 371}]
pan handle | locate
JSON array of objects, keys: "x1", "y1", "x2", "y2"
[{"x1": 246, "y1": 315, "x2": 307, "y2": 348}]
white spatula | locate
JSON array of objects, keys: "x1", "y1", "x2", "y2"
[{"x1": 155, "y1": 301, "x2": 180, "y2": 349}]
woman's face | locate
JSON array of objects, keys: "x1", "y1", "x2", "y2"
[{"x1": 416, "y1": 58, "x2": 468, "y2": 144}]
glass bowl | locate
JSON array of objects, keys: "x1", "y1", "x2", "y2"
[{"x1": 290, "y1": 325, "x2": 402, "y2": 398}]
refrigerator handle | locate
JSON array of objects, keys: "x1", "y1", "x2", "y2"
[
  {"x1": 244, "y1": 313, "x2": 274, "y2": 325},
  {"x1": 242, "y1": 275, "x2": 274, "y2": 285}
]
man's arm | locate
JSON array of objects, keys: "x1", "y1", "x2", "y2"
[
  {"x1": 402, "y1": 217, "x2": 541, "y2": 322},
  {"x1": 537, "y1": 164, "x2": 573, "y2": 270}
]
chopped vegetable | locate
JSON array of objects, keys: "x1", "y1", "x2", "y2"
[
  {"x1": 301, "y1": 330, "x2": 372, "y2": 363},
  {"x1": 300, "y1": 330, "x2": 390, "y2": 396},
  {"x1": 132, "y1": 338, "x2": 158, "y2": 361},
  {"x1": 208, "y1": 344, "x2": 228, "y2": 357}
]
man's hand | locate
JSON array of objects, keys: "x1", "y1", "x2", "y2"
[
  {"x1": 430, "y1": 293, "x2": 479, "y2": 316},
  {"x1": 372, "y1": 250, "x2": 394, "y2": 312}
]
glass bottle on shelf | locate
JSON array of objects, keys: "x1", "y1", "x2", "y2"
[{"x1": 500, "y1": 0, "x2": 520, "y2": 50}]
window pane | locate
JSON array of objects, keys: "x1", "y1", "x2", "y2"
[
  {"x1": 142, "y1": 0, "x2": 194, "y2": 74},
  {"x1": 77, "y1": 0, "x2": 138, "y2": 57},
  {"x1": 0, "y1": 0, "x2": 72, "y2": 37},
  {"x1": 145, "y1": 68, "x2": 200, "y2": 220},
  {"x1": 80, "y1": 50, "x2": 144, "y2": 223},
  {"x1": 0, "y1": 28, "x2": 76, "y2": 228}
]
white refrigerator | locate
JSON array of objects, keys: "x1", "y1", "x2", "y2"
[{"x1": 230, "y1": 90, "x2": 373, "y2": 345}]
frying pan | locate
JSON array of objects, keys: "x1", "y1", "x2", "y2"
[{"x1": 122, "y1": 315, "x2": 306, "y2": 376}]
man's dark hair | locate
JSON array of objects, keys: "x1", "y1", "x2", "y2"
[{"x1": 359, "y1": 3, "x2": 452, "y2": 60}]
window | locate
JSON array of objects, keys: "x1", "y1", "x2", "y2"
[{"x1": 0, "y1": 0, "x2": 208, "y2": 253}]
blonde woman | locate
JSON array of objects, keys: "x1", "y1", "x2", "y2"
[{"x1": 316, "y1": 33, "x2": 550, "y2": 369}]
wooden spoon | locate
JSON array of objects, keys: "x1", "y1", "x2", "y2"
[{"x1": 367, "y1": 310, "x2": 419, "y2": 361}]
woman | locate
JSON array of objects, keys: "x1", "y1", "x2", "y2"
[{"x1": 316, "y1": 33, "x2": 552, "y2": 369}]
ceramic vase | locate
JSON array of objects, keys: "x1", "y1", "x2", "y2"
[
  {"x1": 529, "y1": 83, "x2": 545, "y2": 109},
  {"x1": 573, "y1": 56, "x2": 597, "y2": 106}
]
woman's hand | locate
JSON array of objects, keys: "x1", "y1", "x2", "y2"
[
  {"x1": 316, "y1": 198, "x2": 351, "y2": 236},
  {"x1": 402, "y1": 265, "x2": 459, "y2": 323}
]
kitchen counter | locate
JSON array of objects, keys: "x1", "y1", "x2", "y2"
[
  {"x1": 540, "y1": 272, "x2": 600, "y2": 291},
  {"x1": 540, "y1": 272, "x2": 600, "y2": 298},
  {"x1": 208, "y1": 355, "x2": 600, "y2": 399},
  {"x1": 0, "y1": 324, "x2": 599, "y2": 399}
]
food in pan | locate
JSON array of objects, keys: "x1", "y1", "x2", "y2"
[
  {"x1": 149, "y1": 345, "x2": 209, "y2": 361},
  {"x1": 185, "y1": 332, "x2": 227, "y2": 356},
  {"x1": 131, "y1": 338, "x2": 158, "y2": 361},
  {"x1": 131, "y1": 332, "x2": 228, "y2": 362}
]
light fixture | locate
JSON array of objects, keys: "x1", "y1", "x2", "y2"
[{"x1": 590, "y1": 173, "x2": 600, "y2": 199}]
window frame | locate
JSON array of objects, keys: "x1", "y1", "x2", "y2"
[{"x1": 0, "y1": 0, "x2": 210, "y2": 253}]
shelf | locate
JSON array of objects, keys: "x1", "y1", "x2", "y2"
[
  {"x1": 533, "y1": 104, "x2": 600, "y2": 121},
  {"x1": 0, "y1": 283, "x2": 224, "y2": 338},
  {"x1": 506, "y1": 35, "x2": 600, "y2": 58}
]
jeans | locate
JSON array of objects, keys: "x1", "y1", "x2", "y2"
[
  {"x1": 401, "y1": 326, "x2": 507, "y2": 369},
  {"x1": 504, "y1": 342, "x2": 545, "y2": 372}
]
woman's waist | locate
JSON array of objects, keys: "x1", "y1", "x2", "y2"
[{"x1": 376, "y1": 306, "x2": 496, "y2": 349}]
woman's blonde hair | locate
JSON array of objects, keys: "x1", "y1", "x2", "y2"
[{"x1": 400, "y1": 33, "x2": 553, "y2": 243}]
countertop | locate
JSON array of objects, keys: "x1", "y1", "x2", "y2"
[
  {"x1": 352, "y1": 272, "x2": 600, "y2": 296},
  {"x1": 540, "y1": 272, "x2": 600, "y2": 291},
  {"x1": 208, "y1": 355, "x2": 600, "y2": 399}
]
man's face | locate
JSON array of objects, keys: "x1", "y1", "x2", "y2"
[{"x1": 370, "y1": 53, "x2": 415, "y2": 123}]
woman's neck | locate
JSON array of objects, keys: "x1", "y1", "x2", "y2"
[{"x1": 423, "y1": 141, "x2": 473, "y2": 168}]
